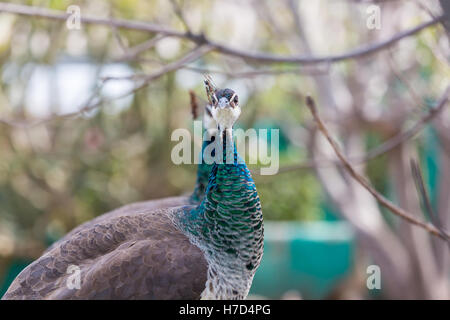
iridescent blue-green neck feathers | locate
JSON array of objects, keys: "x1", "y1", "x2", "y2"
[
  {"x1": 179, "y1": 134, "x2": 264, "y2": 274},
  {"x1": 190, "y1": 137, "x2": 215, "y2": 203}
]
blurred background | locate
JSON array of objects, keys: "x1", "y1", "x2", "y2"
[{"x1": 0, "y1": 0, "x2": 449, "y2": 299}]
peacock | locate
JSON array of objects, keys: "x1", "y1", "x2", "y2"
[
  {"x1": 44, "y1": 101, "x2": 217, "y2": 254},
  {"x1": 2, "y1": 82, "x2": 264, "y2": 300}
]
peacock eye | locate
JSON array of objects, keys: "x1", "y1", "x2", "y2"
[{"x1": 234, "y1": 96, "x2": 238, "y2": 104}]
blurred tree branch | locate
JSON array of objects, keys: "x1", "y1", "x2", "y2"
[
  {"x1": 0, "y1": 3, "x2": 445, "y2": 65},
  {"x1": 0, "y1": 46, "x2": 211, "y2": 129},
  {"x1": 304, "y1": 90, "x2": 450, "y2": 241},
  {"x1": 0, "y1": 0, "x2": 448, "y2": 300},
  {"x1": 0, "y1": 2, "x2": 444, "y2": 130},
  {"x1": 272, "y1": 90, "x2": 450, "y2": 174}
]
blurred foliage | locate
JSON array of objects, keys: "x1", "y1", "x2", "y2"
[
  {"x1": 0, "y1": 0, "x2": 329, "y2": 261},
  {"x1": 0, "y1": 0, "x2": 448, "y2": 299},
  {"x1": 257, "y1": 170, "x2": 323, "y2": 221}
]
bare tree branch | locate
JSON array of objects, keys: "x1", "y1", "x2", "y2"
[
  {"x1": 170, "y1": 65, "x2": 329, "y2": 78},
  {"x1": 100, "y1": 63, "x2": 329, "y2": 81},
  {"x1": 189, "y1": 90, "x2": 199, "y2": 120},
  {"x1": 0, "y1": 46, "x2": 211, "y2": 129},
  {"x1": 169, "y1": 0, "x2": 192, "y2": 34},
  {"x1": 270, "y1": 90, "x2": 450, "y2": 174},
  {"x1": 411, "y1": 159, "x2": 450, "y2": 245},
  {"x1": 411, "y1": 159, "x2": 436, "y2": 222},
  {"x1": 304, "y1": 91, "x2": 450, "y2": 241},
  {"x1": 103, "y1": 45, "x2": 212, "y2": 83},
  {"x1": 114, "y1": 34, "x2": 166, "y2": 62},
  {"x1": 0, "y1": 3, "x2": 444, "y2": 65}
]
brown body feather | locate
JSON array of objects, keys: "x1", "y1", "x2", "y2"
[
  {"x1": 45, "y1": 196, "x2": 190, "y2": 253},
  {"x1": 2, "y1": 206, "x2": 208, "y2": 300}
]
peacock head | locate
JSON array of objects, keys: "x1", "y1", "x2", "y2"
[
  {"x1": 204, "y1": 79, "x2": 240, "y2": 163},
  {"x1": 209, "y1": 88, "x2": 241, "y2": 133}
]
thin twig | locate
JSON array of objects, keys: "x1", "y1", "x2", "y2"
[
  {"x1": 0, "y1": 3, "x2": 444, "y2": 65},
  {"x1": 109, "y1": 61, "x2": 329, "y2": 79},
  {"x1": 0, "y1": 81, "x2": 105, "y2": 129},
  {"x1": 410, "y1": 159, "x2": 446, "y2": 231},
  {"x1": 189, "y1": 90, "x2": 199, "y2": 119},
  {"x1": 386, "y1": 50, "x2": 423, "y2": 111},
  {"x1": 169, "y1": 0, "x2": 192, "y2": 33},
  {"x1": 272, "y1": 89, "x2": 450, "y2": 174},
  {"x1": 410, "y1": 158, "x2": 450, "y2": 251},
  {"x1": 114, "y1": 34, "x2": 166, "y2": 62},
  {"x1": 411, "y1": 159, "x2": 435, "y2": 220},
  {"x1": 109, "y1": 9, "x2": 128, "y2": 54},
  {"x1": 0, "y1": 46, "x2": 211, "y2": 129},
  {"x1": 103, "y1": 45, "x2": 212, "y2": 83},
  {"x1": 180, "y1": 65, "x2": 329, "y2": 77},
  {"x1": 304, "y1": 93, "x2": 450, "y2": 241},
  {"x1": 363, "y1": 89, "x2": 450, "y2": 159}
]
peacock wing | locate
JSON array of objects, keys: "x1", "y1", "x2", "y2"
[
  {"x1": 44, "y1": 195, "x2": 190, "y2": 254},
  {"x1": 2, "y1": 206, "x2": 207, "y2": 300}
]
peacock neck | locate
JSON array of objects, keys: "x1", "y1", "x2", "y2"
[
  {"x1": 190, "y1": 135, "x2": 215, "y2": 203},
  {"x1": 176, "y1": 129, "x2": 264, "y2": 299}
]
